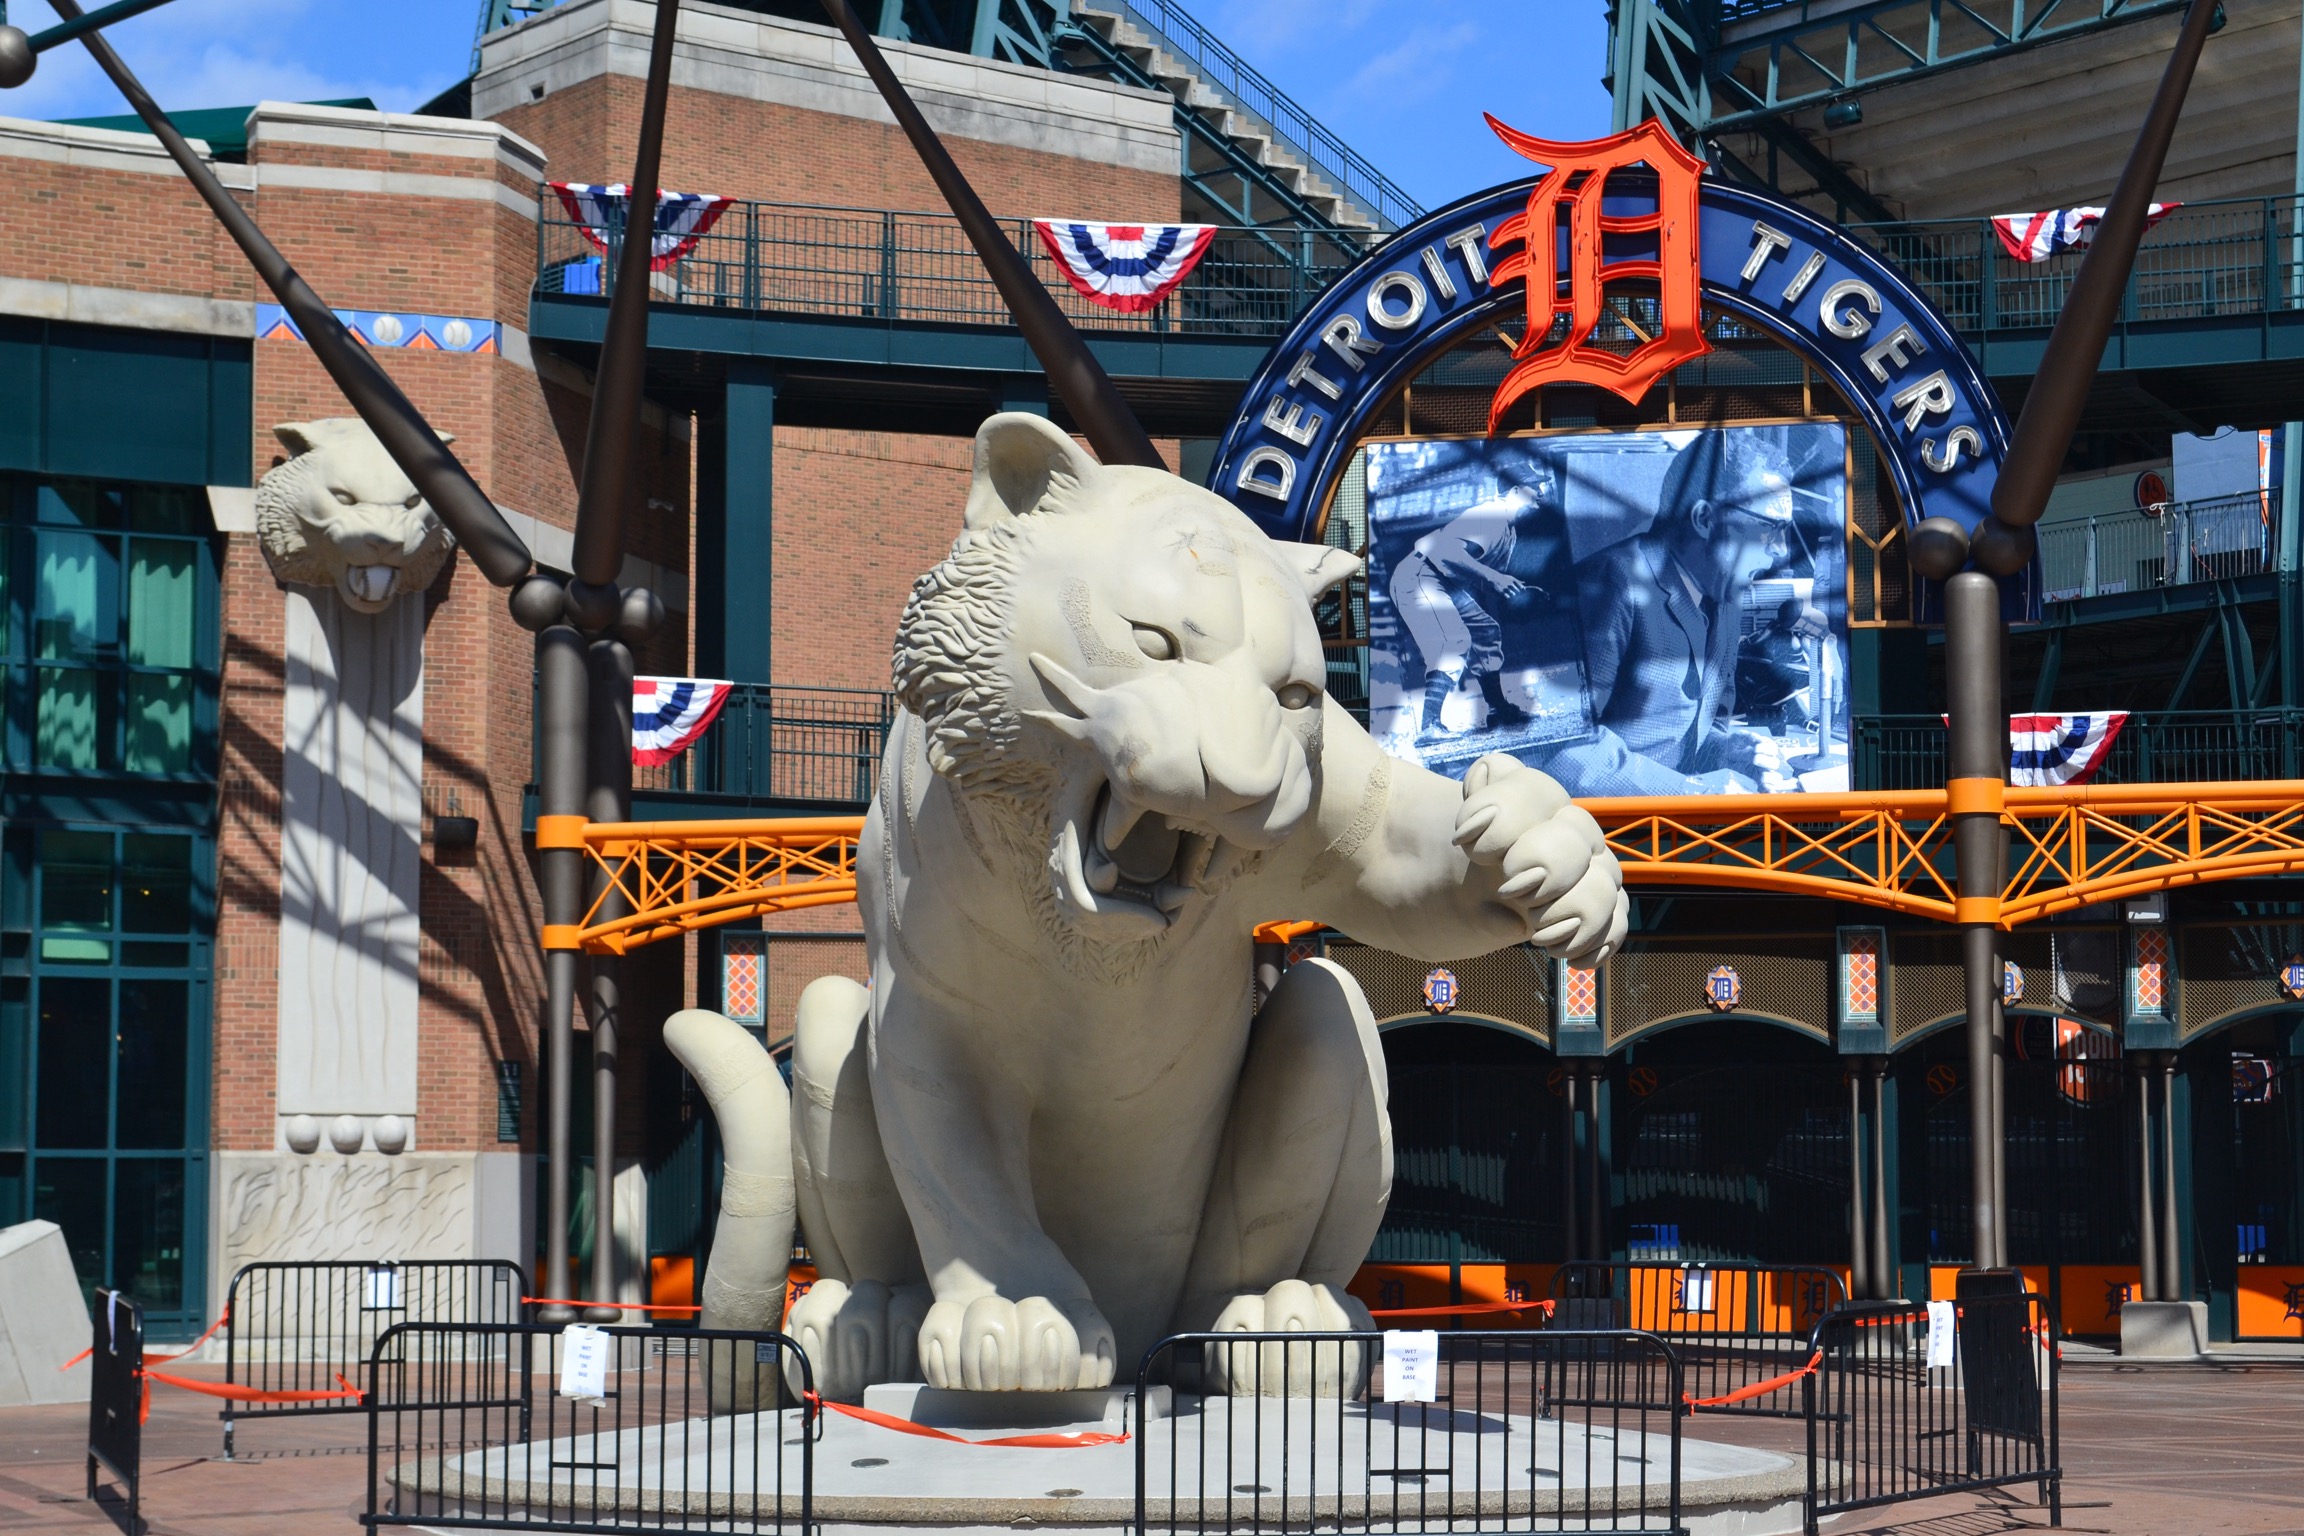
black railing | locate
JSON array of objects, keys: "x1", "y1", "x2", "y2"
[
  {"x1": 224, "y1": 1260, "x2": 528, "y2": 1457},
  {"x1": 364, "y1": 1321, "x2": 813, "y2": 1534},
  {"x1": 1552, "y1": 1261, "x2": 1847, "y2": 1418},
  {"x1": 1854, "y1": 710, "x2": 2304, "y2": 791},
  {"x1": 630, "y1": 684, "x2": 894, "y2": 807},
  {"x1": 1803, "y1": 1292, "x2": 2059, "y2": 1534},
  {"x1": 535, "y1": 194, "x2": 1366, "y2": 339},
  {"x1": 87, "y1": 1288, "x2": 142, "y2": 1528},
  {"x1": 1136, "y1": 1329, "x2": 1686, "y2": 1535}
]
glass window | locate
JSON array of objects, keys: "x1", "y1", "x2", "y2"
[
  {"x1": 35, "y1": 976, "x2": 110, "y2": 1150},
  {"x1": 36, "y1": 668, "x2": 106, "y2": 770},
  {"x1": 116, "y1": 980, "x2": 187, "y2": 1151},
  {"x1": 120, "y1": 836, "x2": 191, "y2": 934},
  {"x1": 40, "y1": 832, "x2": 113, "y2": 930},
  {"x1": 126, "y1": 539, "x2": 194, "y2": 669},
  {"x1": 34, "y1": 530, "x2": 118, "y2": 661},
  {"x1": 36, "y1": 480, "x2": 124, "y2": 530},
  {"x1": 125, "y1": 675, "x2": 192, "y2": 773},
  {"x1": 32, "y1": 1158, "x2": 105, "y2": 1295},
  {"x1": 128, "y1": 486, "x2": 201, "y2": 536},
  {"x1": 112, "y1": 1158, "x2": 185, "y2": 1311}
]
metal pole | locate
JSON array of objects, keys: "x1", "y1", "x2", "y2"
[
  {"x1": 2156, "y1": 1055, "x2": 2183, "y2": 1301},
  {"x1": 1985, "y1": 0, "x2": 2222, "y2": 539},
  {"x1": 1561, "y1": 1071, "x2": 1580, "y2": 1264},
  {"x1": 1868, "y1": 1060, "x2": 1893, "y2": 1296},
  {"x1": 570, "y1": 0, "x2": 680, "y2": 589},
  {"x1": 535, "y1": 626, "x2": 590, "y2": 1325},
  {"x1": 584, "y1": 638, "x2": 636, "y2": 1322},
  {"x1": 814, "y1": 0, "x2": 1162, "y2": 469},
  {"x1": 1582, "y1": 1063, "x2": 1606, "y2": 1261},
  {"x1": 1991, "y1": 985, "x2": 2009, "y2": 1262},
  {"x1": 1945, "y1": 571, "x2": 2007, "y2": 1272},
  {"x1": 1848, "y1": 1067, "x2": 1870, "y2": 1300},
  {"x1": 2135, "y1": 1055, "x2": 2160, "y2": 1301}
]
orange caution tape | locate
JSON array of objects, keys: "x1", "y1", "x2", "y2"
[
  {"x1": 1369, "y1": 1300, "x2": 1556, "y2": 1320},
  {"x1": 142, "y1": 1368, "x2": 364, "y2": 1405},
  {"x1": 806, "y1": 1392, "x2": 1127, "y2": 1448},
  {"x1": 522, "y1": 1296, "x2": 704, "y2": 1313},
  {"x1": 1682, "y1": 1350, "x2": 1821, "y2": 1410},
  {"x1": 62, "y1": 1304, "x2": 231, "y2": 1370}
]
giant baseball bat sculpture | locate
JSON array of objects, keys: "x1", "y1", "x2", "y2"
[{"x1": 1901, "y1": 0, "x2": 2220, "y2": 1274}]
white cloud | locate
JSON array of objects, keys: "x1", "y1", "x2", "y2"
[{"x1": 1340, "y1": 20, "x2": 1481, "y2": 104}]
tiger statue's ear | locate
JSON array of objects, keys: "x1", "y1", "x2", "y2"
[
  {"x1": 965, "y1": 412, "x2": 1099, "y2": 531},
  {"x1": 1278, "y1": 542, "x2": 1362, "y2": 601}
]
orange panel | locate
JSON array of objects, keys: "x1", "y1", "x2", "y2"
[
  {"x1": 1348, "y1": 1263, "x2": 1453, "y2": 1317},
  {"x1": 2055, "y1": 1266, "x2": 2141, "y2": 1337},
  {"x1": 650, "y1": 1255, "x2": 695, "y2": 1312},
  {"x1": 1928, "y1": 1265, "x2": 2048, "y2": 1302},
  {"x1": 2235, "y1": 1267, "x2": 2304, "y2": 1340},
  {"x1": 1760, "y1": 1267, "x2": 1848, "y2": 1334},
  {"x1": 781, "y1": 1263, "x2": 819, "y2": 1330}
]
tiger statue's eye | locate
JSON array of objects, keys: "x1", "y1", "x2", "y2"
[
  {"x1": 1277, "y1": 682, "x2": 1317, "y2": 711},
  {"x1": 1132, "y1": 623, "x2": 1178, "y2": 661}
]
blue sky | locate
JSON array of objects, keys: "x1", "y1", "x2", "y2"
[{"x1": 0, "y1": 0, "x2": 1613, "y2": 209}]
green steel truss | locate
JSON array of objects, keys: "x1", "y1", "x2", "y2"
[{"x1": 1612, "y1": 0, "x2": 2193, "y2": 138}]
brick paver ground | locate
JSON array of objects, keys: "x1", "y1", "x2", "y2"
[{"x1": 1, "y1": 1357, "x2": 2299, "y2": 1535}]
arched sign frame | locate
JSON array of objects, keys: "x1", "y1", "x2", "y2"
[{"x1": 1210, "y1": 176, "x2": 2038, "y2": 620}]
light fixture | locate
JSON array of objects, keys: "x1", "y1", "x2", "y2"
[{"x1": 1823, "y1": 97, "x2": 1864, "y2": 130}]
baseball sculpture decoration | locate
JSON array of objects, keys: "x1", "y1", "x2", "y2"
[
  {"x1": 255, "y1": 419, "x2": 457, "y2": 611},
  {"x1": 666, "y1": 412, "x2": 1629, "y2": 1404}
]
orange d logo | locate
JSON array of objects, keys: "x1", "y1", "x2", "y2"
[{"x1": 1484, "y1": 117, "x2": 1712, "y2": 430}]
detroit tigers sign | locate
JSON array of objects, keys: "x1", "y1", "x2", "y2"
[{"x1": 1210, "y1": 122, "x2": 2035, "y2": 619}]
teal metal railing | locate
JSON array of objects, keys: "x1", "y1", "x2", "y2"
[
  {"x1": 1072, "y1": 0, "x2": 1422, "y2": 231},
  {"x1": 1846, "y1": 197, "x2": 2303, "y2": 333},
  {"x1": 2036, "y1": 492, "x2": 2275, "y2": 602},
  {"x1": 535, "y1": 191, "x2": 1367, "y2": 337},
  {"x1": 1855, "y1": 709, "x2": 2304, "y2": 791},
  {"x1": 533, "y1": 682, "x2": 894, "y2": 809}
]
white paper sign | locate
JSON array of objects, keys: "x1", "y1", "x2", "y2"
[
  {"x1": 363, "y1": 1265, "x2": 402, "y2": 1311},
  {"x1": 1678, "y1": 1270, "x2": 1714, "y2": 1313},
  {"x1": 1925, "y1": 1301, "x2": 1957, "y2": 1369},
  {"x1": 1382, "y1": 1329, "x2": 1439, "y2": 1404},
  {"x1": 560, "y1": 1324, "x2": 611, "y2": 1400}
]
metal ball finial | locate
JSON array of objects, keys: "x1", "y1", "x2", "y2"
[
  {"x1": 1967, "y1": 515, "x2": 2037, "y2": 577},
  {"x1": 509, "y1": 573, "x2": 567, "y2": 632},
  {"x1": 563, "y1": 578, "x2": 622, "y2": 633},
  {"x1": 615, "y1": 585, "x2": 665, "y2": 647},
  {"x1": 1906, "y1": 516, "x2": 1972, "y2": 581},
  {"x1": 0, "y1": 28, "x2": 37, "y2": 91}
]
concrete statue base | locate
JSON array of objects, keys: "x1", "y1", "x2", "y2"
[
  {"x1": 0, "y1": 1221, "x2": 89, "y2": 1406},
  {"x1": 391, "y1": 1400, "x2": 1805, "y2": 1536},
  {"x1": 2119, "y1": 1299, "x2": 2208, "y2": 1359}
]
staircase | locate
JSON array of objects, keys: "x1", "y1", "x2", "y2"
[{"x1": 1063, "y1": 0, "x2": 1419, "y2": 235}]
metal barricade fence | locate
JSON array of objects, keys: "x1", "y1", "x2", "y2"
[
  {"x1": 1552, "y1": 1262, "x2": 1846, "y2": 1416},
  {"x1": 1802, "y1": 1294, "x2": 2060, "y2": 1535},
  {"x1": 364, "y1": 1321, "x2": 813, "y2": 1535},
  {"x1": 86, "y1": 1288, "x2": 143, "y2": 1528},
  {"x1": 1136, "y1": 1329, "x2": 1683, "y2": 1535},
  {"x1": 223, "y1": 1260, "x2": 527, "y2": 1455}
]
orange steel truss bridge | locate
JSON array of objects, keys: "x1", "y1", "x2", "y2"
[{"x1": 538, "y1": 778, "x2": 2304, "y2": 955}]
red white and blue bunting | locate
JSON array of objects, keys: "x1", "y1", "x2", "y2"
[
  {"x1": 1032, "y1": 220, "x2": 1216, "y2": 312},
  {"x1": 1990, "y1": 204, "x2": 2178, "y2": 263},
  {"x1": 633, "y1": 677, "x2": 733, "y2": 765},
  {"x1": 2008, "y1": 712, "x2": 2127, "y2": 787},
  {"x1": 551, "y1": 183, "x2": 734, "y2": 271}
]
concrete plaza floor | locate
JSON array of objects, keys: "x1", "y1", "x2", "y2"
[{"x1": 0, "y1": 1355, "x2": 2300, "y2": 1535}]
